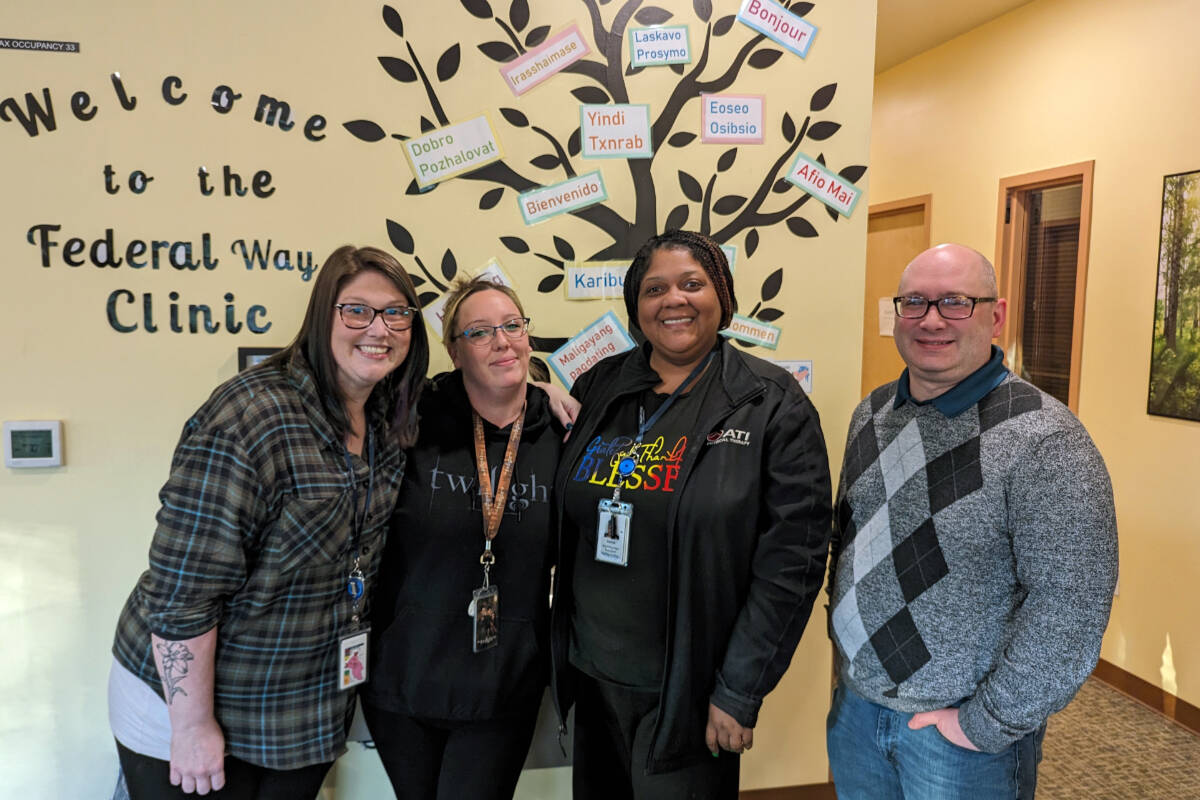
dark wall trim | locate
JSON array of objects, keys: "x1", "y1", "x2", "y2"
[
  {"x1": 1092, "y1": 658, "x2": 1200, "y2": 736},
  {"x1": 740, "y1": 782, "x2": 836, "y2": 800}
]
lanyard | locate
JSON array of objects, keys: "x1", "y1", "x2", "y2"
[
  {"x1": 472, "y1": 405, "x2": 525, "y2": 586},
  {"x1": 342, "y1": 428, "x2": 375, "y2": 618},
  {"x1": 612, "y1": 351, "x2": 715, "y2": 501}
]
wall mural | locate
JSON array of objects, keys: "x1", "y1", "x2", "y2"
[{"x1": 342, "y1": 0, "x2": 864, "y2": 374}]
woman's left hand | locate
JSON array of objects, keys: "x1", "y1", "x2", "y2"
[
  {"x1": 533, "y1": 380, "x2": 581, "y2": 433},
  {"x1": 706, "y1": 702, "x2": 754, "y2": 755}
]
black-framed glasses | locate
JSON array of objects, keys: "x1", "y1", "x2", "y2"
[
  {"x1": 892, "y1": 295, "x2": 997, "y2": 320},
  {"x1": 334, "y1": 303, "x2": 417, "y2": 331},
  {"x1": 455, "y1": 317, "x2": 531, "y2": 346}
]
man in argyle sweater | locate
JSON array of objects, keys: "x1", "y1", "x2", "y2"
[{"x1": 826, "y1": 244, "x2": 1117, "y2": 799}]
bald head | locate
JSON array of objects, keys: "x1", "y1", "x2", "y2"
[{"x1": 899, "y1": 244, "x2": 998, "y2": 298}]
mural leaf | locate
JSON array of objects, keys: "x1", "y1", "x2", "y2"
[
  {"x1": 419, "y1": 115, "x2": 435, "y2": 132},
  {"x1": 405, "y1": 178, "x2": 433, "y2": 195},
  {"x1": 479, "y1": 187, "x2": 505, "y2": 209},
  {"x1": 382, "y1": 5, "x2": 404, "y2": 37},
  {"x1": 531, "y1": 154, "x2": 560, "y2": 169},
  {"x1": 390, "y1": 132, "x2": 410, "y2": 141},
  {"x1": 625, "y1": 62, "x2": 646, "y2": 77},
  {"x1": 499, "y1": 107, "x2": 530, "y2": 127},
  {"x1": 478, "y1": 41, "x2": 518, "y2": 62},
  {"x1": 810, "y1": 82, "x2": 837, "y2": 112},
  {"x1": 693, "y1": 0, "x2": 713, "y2": 22},
  {"x1": 460, "y1": 0, "x2": 493, "y2": 19},
  {"x1": 418, "y1": 291, "x2": 440, "y2": 306},
  {"x1": 839, "y1": 164, "x2": 868, "y2": 183},
  {"x1": 790, "y1": 2, "x2": 815, "y2": 16},
  {"x1": 826, "y1": 205, "x2": 839, "y2": 222},
  {"x1": 553, "y1": 236, "x2": 576, "y2": 260},
  {"x1": 748, "y1": 49, "x2": 783, "y2": 69},
  {"x1": 716, "y1": 148, "x2": 738, "y2": 172},
  {"x1": 772, "y1": 177, "x2": 791, "y2": 193},
  {"x1": 571, "y1": 86, "x2": 611, "y2": 104},
  {"x1": 509, "y1": 0, "x2": 530, "y2": 31},
  {"x1": 781, "y1": 112, "x2": 796, "y2": 142},
  {"x1": 568, "y1": 127, "x2": 582, "y2": 156},
  {"x1": 678, "y1": 171, "x2": 703, "y2": 202},
  {"x1": 760, "y1": 268, "x2": 783, "y2": 301},
  {"x1": 526, "y1": 25, "x2": 551, "y2": 47},
  {"x1": 786, "y1": 217, "x2": 818, "y2": 238},
  {"x1": 808, "y1": 121, "x2": 840, "y2": 140},
  {"x1": 441, "y1": 249, "x2": 458, "y2": 281},
  {"x1": 343, "y1": 120, "x2": 386, "y2": 142},
  {"x1": 713, "y1": 14, "x2": 736, "y2": 35},
  {"x1": 538, "y1": 274, "x2": 565, "y2": 293},
  {"x1": 387, "y1": 219, "x2": 416, "y2": 254},
  {"x1": 409, "y1": 273, "x2": 426, "y2": 287},
  {"x1": 668, "y1": 131, "x2": 697, "y2": 147},
  {"x1": 745, "y1": 228, "x2": 760, "y2": 258},
  {"x1": 501, "y1": 236, "x2": 531, "y2": 253},
  {"x1": 756, "y1": 307, "x2": 784, "y2": 322},
  {"x1": 665, "y1": 204, "x2": 690, "y2": 231},
  {"x1": 816, "y1": 153, "x2": 827, "y2": 165},
  {"x1": 379, "y1": 56, "x2": 418, "y2": 83},
  {"x1": 713, "y1": 195, "x2": 747, "y2": 215},
  {"x1": 634, "y1": 6, "x2": 673, "y2": 25},
  {"x1": 669, "y1": 63, "x2": 685, "y2": 75},
  {"x1": 437, "y1": 44, "x2": 461, "y2": 82}
]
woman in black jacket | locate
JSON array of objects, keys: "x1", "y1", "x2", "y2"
[
  {"x1": 552, "y1": 230, "x2": 833, "y2": 799},
  {"x1": 362, "y1": 277, "x2": 565, "y2": 799}
]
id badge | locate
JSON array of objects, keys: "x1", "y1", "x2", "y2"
[
  {"x1": 595, "y1": 498, "x2": 633, "y2": 566},
  {"x1": 338, "y1": 628, "x2": 370, "y2": 691},
  {"x1": 469, "y1": 584, "x2": 500, "y2": 653}
]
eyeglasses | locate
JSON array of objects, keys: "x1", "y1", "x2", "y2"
[
  {"x1": 334, "y1": 303, "x2": 417, "y2": 331},
  {"x1": 892, "y1": 295, "x2": 996, "y2": 320},
  {"x1": 455, "y1": 317, "x2": 531, "y2": 346}
]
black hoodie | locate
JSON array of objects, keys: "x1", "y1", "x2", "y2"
[{"x1": 363, "y1": 371, "x2": 564, "y2": 720}]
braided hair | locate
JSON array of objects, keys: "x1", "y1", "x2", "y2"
[{"x1": 622, "y1": 229, "x2": 736, "y2": 332}]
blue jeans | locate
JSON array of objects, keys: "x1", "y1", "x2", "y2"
[{"x1": 826, "y1": 685, "x2": 1044, "y2": 800}]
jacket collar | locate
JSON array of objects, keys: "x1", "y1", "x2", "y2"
[{"x1": 617, "y1": 340, "x2": 764, "y2": 408}]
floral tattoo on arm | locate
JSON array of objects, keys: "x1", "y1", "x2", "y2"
[{"x1": 156, "y1": 641, "x2": 195, "y2": 704}]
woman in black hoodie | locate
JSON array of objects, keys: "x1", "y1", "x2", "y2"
[{"x1": 362, "y1": 277, "x2": 566, "y2": 799}]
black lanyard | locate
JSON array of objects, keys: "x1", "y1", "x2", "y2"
[{"x1": 342, "y1": 427, "x2": 375, "y2": 614}]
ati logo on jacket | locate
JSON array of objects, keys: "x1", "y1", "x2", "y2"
[{"x1": 706, "y1": 429, "x2": 751, "y2": 446}]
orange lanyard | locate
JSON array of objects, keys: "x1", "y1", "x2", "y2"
[{"x1": 471, "y1": 405, "x2": 524, "y2": 579}]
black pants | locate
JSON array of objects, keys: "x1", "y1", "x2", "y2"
[
  {"x1": 361, "y1": 702, "x2": 540, "y2": 800},
  {"x1": 115, "y1": 740, "x2": 332, "y2": 800},
  {"x1": 571, "y1": 672, "x2": 740, "y2": 800}
]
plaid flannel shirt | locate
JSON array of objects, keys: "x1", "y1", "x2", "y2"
[{"x1": 113, "y1": 352, "x2": 404, "y2": 769}]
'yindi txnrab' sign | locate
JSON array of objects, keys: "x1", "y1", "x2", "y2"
[
  {"x1": 784, "y1": 153, "x2": 862, "y2": 217},
  {"x1": 518, "y1": 171, "x2": 608, "y2": 225},
  {"x1": 549, "y1": 311, "x2": 636, "y2": 388},
  {"x1": 737, "y1": 0, "x2": 817, "y2": 59},
  {"x1": 500, "y1": 24, "x2": 592, "y2": 96},
  {"x1": 628, "y1": 26, "x2": 691, "y2": 68},
  {"x1": 701, "y1": 94, "x2": 765, "y2": 144},
  {"x1": 402, "y1": 115, "x2": 503, "y2": 190},
  {"x1": 580, "y1": 104, "x2": 652, "y2": 159},
  {"x1": 565, "y1": 261, "x2": 629, "y2": 300},
  {"x1": 721, "y1": 313, "x2": 781, "y2": 350},
  {"x1": 422, "y1": 258, "x2": 513, "y2": 340}
]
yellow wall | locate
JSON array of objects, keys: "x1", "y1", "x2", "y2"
[
  {"x1": 0, "y1": 1, "x2": 875, "y2": 795},
  {"x1": 870, "y1": 0, "x2": 1200, "y2": 708}
]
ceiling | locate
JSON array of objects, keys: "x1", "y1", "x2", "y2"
[{"x1": 874, "y1": 0, "x2": 1034, "y2": 73}]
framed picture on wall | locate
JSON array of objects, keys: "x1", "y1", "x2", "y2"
[
  {"x1": 237, "y1": 347, "x2": 281, "y2": 372},
  {"x1": 1147, "y1": 168, "x2": 1200, "y2": 421}
]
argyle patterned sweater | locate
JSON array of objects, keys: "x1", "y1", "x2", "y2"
[{"x1": 828, "y1": 374, "x2": 1117, "y2": 753}]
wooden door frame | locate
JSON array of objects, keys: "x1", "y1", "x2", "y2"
[
  {"x1": 869, "y1": 193, "x2": 932, "y2": 233},
  {"x1": 993, "y1": 161, "x2": 1094, "y2": 412}
]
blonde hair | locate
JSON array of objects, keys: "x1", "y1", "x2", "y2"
[{"x1": 441, "y1": 277, "x2": 527, "y2": 349}]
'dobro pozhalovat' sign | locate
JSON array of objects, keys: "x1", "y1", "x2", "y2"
[
  {"x1": 785, "y1": 153, "x2": 862, "y2": 217},
  {"x1": 736, "y1": 0, "x2": 817, "y2": 58},
  {"x1": 549, "y1": 311, "x2": 636, "y2": 388},
  {"x1": 580, "y1": 104, "x2": 653, "y2": 159},
  {"x1": 628, "y1": 26, "x2": 691, "y2": 68},
  {"x1": 518, "y1": 171, "x2": 608, "y2": 225},
  {"x1": 721, "y1": 313, "x2": 781, "y2": 350},
  {"x1": 565, "y1": 261, "x2": 629, "y2": 300},
  {"x1": 402, "y1": 115, "x2": 503, "y2": 190},
  {"x1": 701, "y1": 94, "x2": 764, "y2": 144},
  {"x1": 500, "y1": 24, "x2": 592, "y2": 96}
]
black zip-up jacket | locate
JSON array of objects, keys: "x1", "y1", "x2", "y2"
[
  {"x1": 551, "y1": 341, "x2": 833, "y2": 773},
  {"x1": 362, "y1": 372, "x2": 563, "y2": 720}
]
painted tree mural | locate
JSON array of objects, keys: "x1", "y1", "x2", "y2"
[{"x1": 343, "y1": 0, "x2": 864, "y2": 364}]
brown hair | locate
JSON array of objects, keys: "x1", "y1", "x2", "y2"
[
  {"x1": 271, "y1": 245, "x2": 429, "y2": 447},
  {"x1": 622, "y1": 229, "x2": 736, "y2": 332}
]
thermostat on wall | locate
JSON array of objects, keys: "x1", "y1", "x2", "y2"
[{"x1": 4, "y1": 420, "x2": 63, "y2": 468}]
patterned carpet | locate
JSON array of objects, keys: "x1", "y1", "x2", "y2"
[{"x1": 1039, "y1": 678, "x2": 1200, "y2": 799}]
